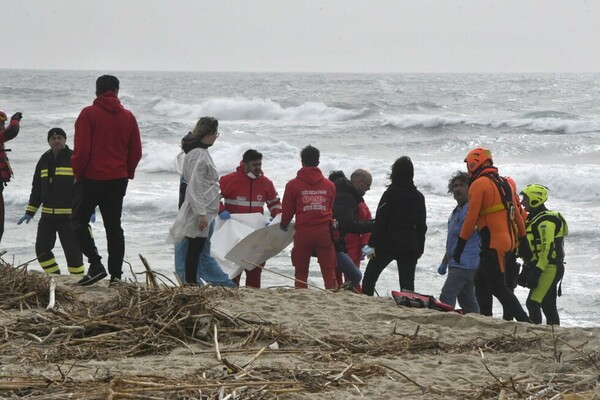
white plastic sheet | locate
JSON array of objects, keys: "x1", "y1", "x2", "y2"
[{"x1": 211, "y1": 214, "x2": 295, "y2": 278}]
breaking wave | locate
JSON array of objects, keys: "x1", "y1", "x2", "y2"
[{"x1": 151, "y1": 97, "x2": 366, "y2": 122}]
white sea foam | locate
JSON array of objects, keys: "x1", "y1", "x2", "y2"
[
  {"x1": 383, "y1": 113, "x2": 600, "y2": 134},
  {"x1": 152, "y1": 97, "x2": 364, "y2": 122}
]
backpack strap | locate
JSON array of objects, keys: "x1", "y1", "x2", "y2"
[{"x1": 480, "y1": 203, "x2": 505, "y2": 216}]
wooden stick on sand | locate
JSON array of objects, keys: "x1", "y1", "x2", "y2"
[
  {"x1": 139, "y1": 254, "x2": 159, "y2": 288},
  {"x1": 240, "y1": 259, "x2": 326, "y2": 291}
]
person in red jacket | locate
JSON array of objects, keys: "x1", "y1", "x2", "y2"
[
  {"x1": 0, "y1": 110, "x2": 22, "y2": 244},
  {"x1": 71, "y1": 75, "x2": 142, "y2": 286},
  {"x1": 280, "y1": 145, "x2": 337, "y2": 289},
  {"x1": 219, "y1": 149, "x2": 282, "y2": 288}
]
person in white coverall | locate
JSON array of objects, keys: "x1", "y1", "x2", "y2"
[{"x1": 167, "y1": 117, "x2": 223, "y2": 285}]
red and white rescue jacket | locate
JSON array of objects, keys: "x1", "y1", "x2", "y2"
[{"x1": 219, "y1": 161, "x2": 282, "y2": 217}]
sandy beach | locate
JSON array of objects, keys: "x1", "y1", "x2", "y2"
[{"x1": 0, "y1": 259, "x2": 598, "y2": 399}]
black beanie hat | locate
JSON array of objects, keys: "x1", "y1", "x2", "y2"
[{"x1": 48, "y1": 127, "x2": 67, "y2": 140}]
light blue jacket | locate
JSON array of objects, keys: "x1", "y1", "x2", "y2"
[{"x1": 445, "y1": 202, "x2": 480, "y2": 270}]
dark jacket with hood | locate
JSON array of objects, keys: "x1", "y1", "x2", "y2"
[
  {"x1": 72, "y1": 92, "x2": 142, "y2": 181},
  {"x1": 333, "y1": 178, "x2": 373, "y2": 252},
  {"x1": 281, "y1": 166, "x2": 335, "y2": 234},
  {"x1": 369, "y1": 180, "x2": 427, "y2": 257}
]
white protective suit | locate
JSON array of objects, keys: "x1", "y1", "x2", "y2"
[{"x1": 167, "y1": 147, "x2": 221, "y2": 243}]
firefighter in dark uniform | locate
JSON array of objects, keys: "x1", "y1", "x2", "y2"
[{"x1": 17, "y1": 128, "x2": 85, "y2": 275}]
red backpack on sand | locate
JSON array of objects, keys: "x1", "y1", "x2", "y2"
[{"x1": 391, "y1": 291, "x2": 464, "y2": 314}]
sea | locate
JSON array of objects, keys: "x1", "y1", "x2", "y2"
[{"x1": 1, "y1": 70, "x2": 599, "y2": 327}]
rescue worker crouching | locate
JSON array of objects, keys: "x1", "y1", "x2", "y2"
[
  {"x1": 519, "y1": 184, "x2": 567, "y2": 325},
  {"x1": 17, "y1": 128, "x2": 85, "y2": 275}
]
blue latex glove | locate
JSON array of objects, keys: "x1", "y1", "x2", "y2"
[
  {"x1": 219, "y1": 210, "x2": 231, "y2": 220},
  {"x1": 17, "y1": 214, "x2": 32, "y2": 225},
  {"x1": 438, "y1": 263, "x2": 447, "y2": 275},
  {"x1": 90, "y1": 212, "x2": 96, "y2": 223},
  {"x1": 279, "y1": 224, "x2": 288, "y2": 232},
  {"x1": 361, "y1": 245, "x2": 375, "y2": 257}
]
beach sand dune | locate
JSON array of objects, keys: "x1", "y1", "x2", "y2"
[{"x1": 0, "y1": 264, "x2": 598, "y2": 399}]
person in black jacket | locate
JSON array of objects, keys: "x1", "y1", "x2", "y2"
[
  {"x1": 331, "y1": 169, "x2": 374, "y2": 291},
  {"x1": 17, "y1": 128, "x2": 85, "y2": 275},
  {"x1": 362, "y1": 156, "x2": 427, "y2": 296}
]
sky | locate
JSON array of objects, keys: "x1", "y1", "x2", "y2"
[{"x1": 4, "y1": 0, "x2": 600, "y2": 73}]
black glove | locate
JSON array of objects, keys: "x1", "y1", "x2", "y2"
[
  {"x1": 453, "y1": 238, "x2": 467, "y2": 263},
  {"x1": 517, "y1": 264, "x2": 530, "y2": 287},
  {"x1": 10, "y1": 112, "x2": 23, "y2": 121},
  {"x1": 526, "y1": 266, "x2": 543, "y2": 289},
  {"x1": 518, "y1": 236, "x2": 533, "y2": 263}
]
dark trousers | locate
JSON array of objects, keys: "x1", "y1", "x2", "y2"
[
  {"x1": 36, "y1": 217, "x2": 84, "y2": 274},
  {"x1": 502, "y1": 252, "x2": 521, "y2": 320},
  {"x1": 475, "y1": 248, "x2": 531, "y2": 322},
  {"x1": 362, "y1": 251, "x2": 418, "y2": 296},
  {"x1": 185, "y1": 236, "x2": 207, "y2": 284},
  {"x1": 71, "y1": 178, "x2": 128, "y2": 278},
  {"x1": 0, "y1": 184, "x2": 4, "y2": 244}
]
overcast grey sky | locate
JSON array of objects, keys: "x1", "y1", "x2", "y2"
[{"x1": 4, "y1": 0, "x2": 600, "y2": 73}]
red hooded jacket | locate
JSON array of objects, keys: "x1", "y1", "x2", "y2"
[
  {"x1": 219, "y1": 161, "x2": 282, "y2": 217},
  {"x1": 281, "y1": 166, "x2": 336, "y2": 233},
  {"x1": 0, "y1": 119, "x2": 20, "y2": 182},
  {"x1": 71, "y1": 92, "x2": 142, "y2": 180}
]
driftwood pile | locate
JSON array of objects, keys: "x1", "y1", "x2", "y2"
[{"x1": 0, "y1": 257, "x2": 599, "y2": 399}]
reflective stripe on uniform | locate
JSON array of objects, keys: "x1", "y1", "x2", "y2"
[
  {"x1": 55, "y1": 167, "x2": 74, "y2": 176},
  {"x1": 40, "y1": 258, "x2": 60, "y2": 274},
  {"x1": 41, "y1": 167, "x2": 73, "y2": 177},
  {"x1": 224, "y1": 198, "x2": 266, "y2": 208},
  {"x1": 41, "y1": 207, "x2": 72, "y2": 215},
  {"x1": 68, "y1": 265, "x2": 85, "y2": 274}
]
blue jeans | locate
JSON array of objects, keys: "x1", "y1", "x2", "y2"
[
  {"x1": 439, "y1": 267, "x2": 479, "y2": 314},
  {"x1": 336, "y1": 251, "x2": 362, "y2": 287},
  {"x1": 174, "y1": 220, "x2": 236, "y2": 287}
]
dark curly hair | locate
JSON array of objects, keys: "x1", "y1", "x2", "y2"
[{"x1": 447, "y1": 171, "x2": 469, "y2": 193}]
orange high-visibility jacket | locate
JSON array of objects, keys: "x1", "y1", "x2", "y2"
[{"x1": 459, "y1": 171, "x2": 525, "y2": 272}]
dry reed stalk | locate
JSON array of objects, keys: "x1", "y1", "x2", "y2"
[
  {"x1": 138, "y1": 254, "x2": 158, "y2": 288},
  {"x1": 2, "y1": 261, "x2": 600, "y2": 399},
  {"x1": 213, "y1": 324, "x2": 222, "y2": 361},
  {"x1": 0, "y1": 379, "x2": 50, "y2": 390},
  {"x1": 241, "y1": 258, "x2": 327, "y2": 291}
]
